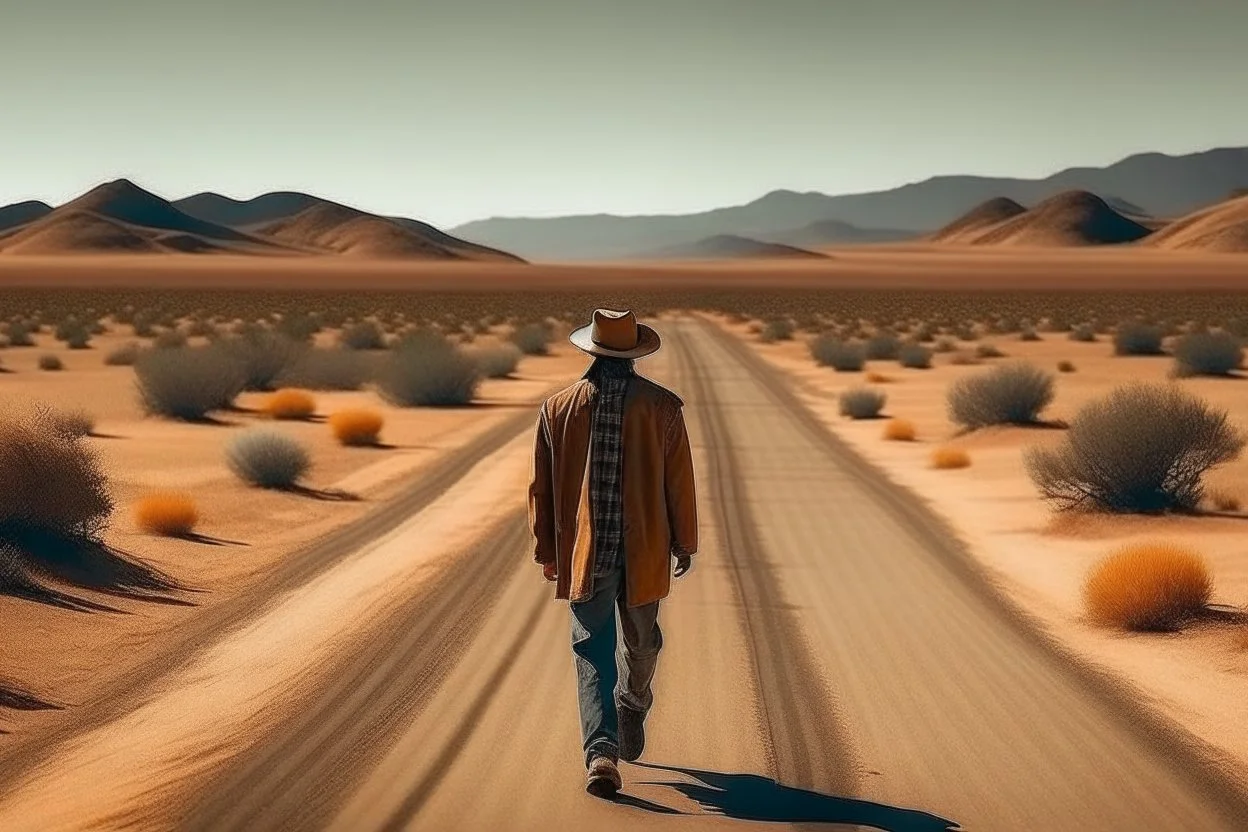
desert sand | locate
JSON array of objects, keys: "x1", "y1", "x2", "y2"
[{"x1": 727, "y1": 314, "x2": 1248, "y2": 790}]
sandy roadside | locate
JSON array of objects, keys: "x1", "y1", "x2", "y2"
[
  {"x1": 718, "y1": 314, "x2": 1248, "y2": 789},
  {"x1": 0, "y1": 425, "x2": 537, "y2": 832}
]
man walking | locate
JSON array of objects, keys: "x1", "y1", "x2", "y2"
[{"x1": 528, "y1": 308, "x2": 698, "y2": 798}]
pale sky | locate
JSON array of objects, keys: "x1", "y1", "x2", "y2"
[{"x1": 1, "y1": 0, "x2": 1245, "y2": 227}]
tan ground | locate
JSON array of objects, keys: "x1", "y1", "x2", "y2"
[
  {"x1": 3, "y1": 317, "x2": 1247, "y2": 830},
  {"x1": 0, "y1": 326, "x2": 587, "y2": 746},
  {"x1": 0, "y1": 246, "x2": 1247, "y2": 292},
  {"x1": 728, "y1": 315, "x2": 1248, "y2": 788}
]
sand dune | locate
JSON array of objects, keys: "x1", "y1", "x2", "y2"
[
  {"x1": 1140, "y1": 195, "x2": 1248, "y2": 252},
  {"x1": 930, "y1": 197, "x2": 1027, "y2": 243},
  {"x1": 643, "y1": 234, "x2": 829, "y2": 260},
  {"x1": 965, "y1": 191, "x2": 1152, "y2": 247}
]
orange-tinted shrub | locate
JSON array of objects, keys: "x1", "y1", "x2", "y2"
[
  {"x1": 134, "y1": 492, "x2": 198, "y2": 537},
  {"x1": 930, "y1": 446, "x2": 971, "y2": 469},
  {"x1": 1084, "y1": 543, "x2": 1211, "y2": 630},
  {"x1": 265, "y1": 388, "x2": 316, "y2": 420},
  {"x1": 865, "y1": 371, "x2": 894, "y2": 383},
  {"x1": 330, "y1": 407, "x2": 384, "y2": 446},
  {"x1": 883, "y1": 418, "x2": 916, "y2": 441}
]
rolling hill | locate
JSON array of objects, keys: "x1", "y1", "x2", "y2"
[
  {"x1": 931, "y1": 197, "x2": 1028, "y2": 243},
  {"x1": 758, "y1": 219, "x2": 914, "y2": 248},
  {"x1": 639, "y1": 234, "x2": 828, "y2": 260},
  {"x1": 450, "y1": 146, "x2": 1248, "y2": 260},
  {"x1": 0, "y1": 201, "x2": 53, "y2": 235},
  {"x1": 968, "y1": 191, "x2": 1152, "y2": 247},
  {"x1": 1140, "y1": 194, "x2": 1248, "y2": 253}
]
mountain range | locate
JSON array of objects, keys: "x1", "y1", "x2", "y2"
[{"x1": 450, "y1": 146, "x2": 1248, "y2": 259}]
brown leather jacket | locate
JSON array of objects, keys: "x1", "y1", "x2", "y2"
[{"x1": 528, "y1": 373, "x2": 698, "y2": 607}]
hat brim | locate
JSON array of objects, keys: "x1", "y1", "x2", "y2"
[{"x1": 569, "y1": 322, "x2": 661, "y2": 359}]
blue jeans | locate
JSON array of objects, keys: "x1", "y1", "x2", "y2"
[{"x1": 570, "y1": 566, "x2": 663, "y2": 767}]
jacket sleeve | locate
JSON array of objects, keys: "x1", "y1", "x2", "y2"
[
  {"x1": 528, "y1": 405, "x2": 557, "y2": 565},
  {"x1": 663, "y1": 405, "x2": 698, "y2": 557}
]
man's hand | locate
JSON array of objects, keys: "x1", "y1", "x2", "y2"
[
  {"x1": 673, "y1": 553, "x2": 693, "y2": 578},
  {"x1": 542, "y1": 561, "x2": 558, "y2": 582}
]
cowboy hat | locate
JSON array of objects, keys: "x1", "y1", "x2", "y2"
[{"x1": 569, "y1": 308, "x2": 661, "y2": 359}]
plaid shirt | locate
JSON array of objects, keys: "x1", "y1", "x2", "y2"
[{"x1": 588, "y1": 368, "x2": 630, "y2": 577}]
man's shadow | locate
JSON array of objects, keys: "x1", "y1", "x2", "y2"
[{"x1": 624, "y1": 762, "x2": 960, "y2": 831}]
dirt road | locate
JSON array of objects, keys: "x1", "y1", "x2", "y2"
[{"x1": 3, "y1": 318, "x2": 1248, "y2": 831}]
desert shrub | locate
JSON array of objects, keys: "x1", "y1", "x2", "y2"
[
  {"x1": 276, "y1": 312, "x2": 322, "y2": 344},
  {"x1": 3, "y1": 321, "x2": 35, "y2": 347},
  {"x1": 838, "y1": 387, "x2": 886, "y2": 419},
  {"x1": 339, "y1": 320, "x2": 388, "y2": 351},
  {"x1": 934, "y1": 336, "x2": 958, "y2": 353},
  {"x1": 865, "y1": 371, "x2": 894, "y2": 383},
  {"x1": 952, "y1": 323, "x2": 977, "y2": 342},
  {"x1": 470, "y1": 344, "x2": 523, "y2": 379},
  {"x1": 1172, "y1": 331, "x2": 1243, "y2": 377},
  {"x1": 948, "y1": 350, "x2": 980, "y2": 366},
  {"x1": 883, "y1": 418, "x2": 916, "y2": 441},
  {"x1": 510, "y1": 322, "x2": 553, "y2": 355},
  {"x1": 49, "y1": 407, "x2": 95, "y2": 439},
  {"x1": 278, "y1": 348, "x2": 375, "y2": 391},
  {"x1": 1069, "y1": 324, "x2": 1097, "y2": 342},
  {"x1": 133, "y1": 492, "x2": 199, "y2": 537},
  {"x1": 329, "y1": 408, "x2": 385, "y2": 446},
  {"x1": 1025, "y1": 383, "x2": 1244, "y2": 513},
  {"x1": 1224, "y1": 318, "x2": 1248, "y2": 338},
  {"x1": 947, "y1": 363, "x2": 1054, "y2": 429},
  {"x1": 1057, "y1": 360, "x2": 1076, "y2": 373},
  {"x1": 220, "y1": 330, "x2": 305, "y2": 391},
  {"x1": 226, "y1": 429, "x2": 310, "y2": 489},
  {"x1": 0, "y1": 410, "x2": 112, "y2": 541},
  {"x1": 865, "y1": 332, "x2": 901, "y2": 361},
  {"x1": 265, "y1": 389, "x2": 317, "y2": 420},
  {"x1": 758, "y1": 319, "x2": 795, "y2": 343},
  {"x1": 38, "y1": 354, "x2": 63, "y2": 371},
  {"x1": 1019, "y1": 324, "x2": 1041, "y2": 342},
  {"x1": 898, "y1": 342, "x2": 933, "y2": 369},
  {"x1": 105, "y1": 341, "x2": 143, "y2": 366},
  {"x1": 912, "y1": 322, "x2": 936, "y2": 343},
  {"x1": 186, "y1": 318, "x2": 217, "y2": 338},
  {"x1": 378, "y1": 332, "x2": 481, "y2": 406},
  {"x1": 930, "y1": 446, "x2": 971, "y2": 469},
  {"x1": 1083, "y1": 543, "x2": 1211, "y2": 631},
  {"x1": 810, "y1": 336, "x2": 865, "y2": 371},
  {"x1": 55, "y1": 317, "x2": 91, "y2": 349},
  {"x1": 131, "y1": 312, "x2": 157, "y2": 338},
  {"x1": 1113, "y1": 321, "x2": 1165, "y2": 356},
  {"x1": 975, "y1": 342, "x2": 1005, "y2": 359},
  {"x1": 153, "y1": 329, "x2": 188, "y2": 350},
  {"x1": 134, "y1": 344, "x2": 246, "y2": 420}
]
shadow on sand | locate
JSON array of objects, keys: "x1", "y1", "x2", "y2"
[
  {"x1": 626, "y1": 763, "x2": 961, "y2": 831},
  {"x1": 0, "y1": 682, "x2": 61, "y2": 734},
  {"x1": 0, "y1": 525, "x2": 193, "y2": 611}
]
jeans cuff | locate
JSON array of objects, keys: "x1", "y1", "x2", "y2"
[{"x1": 586, "y1": 741, "x2": 619, "y2": 767}]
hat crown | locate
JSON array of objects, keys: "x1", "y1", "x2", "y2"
[{"x1": 590, "y1": 308, "x2": 638, "y2": 350}]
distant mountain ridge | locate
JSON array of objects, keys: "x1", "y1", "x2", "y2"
[
  {"x1": 450, "y1": 146, "x2": 1248, "y2": 260},
  {"x1": 638, "y1": 234, "x2": 829, "y2": 260}
]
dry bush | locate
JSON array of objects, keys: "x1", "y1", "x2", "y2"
[
  {"x1": 105, "y1": 341, "x2": 143, "y2": 366},
  {"x1": 883, "y1": 418, "x2": 917, "y2": 441},
  {"x1": 220, "y1": 330, "x2": 306, "y2": 391},
  {"x1": 339, "y1": 320, "x2": 388, "y2": 351},
  {"x1": 55, "y1": 316, "x2": 91, "y2": 349},
  {"x1": 330, "y1": 408, "x2": 385, "y2": 446},
  {"x1": 265, "y1": 389, "x2": 317, "y2": 420},
  {"x1": 0, "y1": 410, "x2": 112, "y2": 541},
  {"x1": 1113, "y1": 321, "x2": 1165, "y2": 356},
  {"x1": 934, "y1": 336, "x2": 958, "y2": 353},
  {"x1": 975, "y1": 342, "x2": 1006, "y2": 359},
  {"x1": 948, "y1": 350, "x2": 980, "y2": 366},
  {"x1": 38, "y1": 354, "x2": 63, "y2": 372},
  {"x1": 378, "y1": 331, "x2": 481, "y2": 407},
  {"x1": 759, "y1": 319, "x2": 795, "y2": 343},
  {"x1": 279, "y1": 348, "x2": 376, "y2": 391},
  {"x1": 275, "y1": 312, "x2": 322, "y2": 344},
  {"x1": 1057, "y1": 360, "x2": 1077, "y2": 373},
  {"x1": 510, "y1": 322, "x2": 553, "y2": 355},
  {"x1": 135, "y1": 344, "x2": 246, "y2": 420},
  {"x1": 470, "y1": 344, "x2": 523, "y2": 379},
  {"x1": 898, "y1": 342, "x2": 933, "y2": 369},
  {"x1": 1083, "y1": 543, "x2": 1211, "y2": 631},
  {"x1": 930, "y1": 446, "x2": 971, "y2": 469},
  {"x1": 49, "y1": 407, "x2": 95, "y2": 439},
  {"x1": 810, "y1": 336, "x2": 865, "y2": 371},
  {"x1": 865, "y1": 332, "x2": 901, "y2": 360},
  {"x1": 3, "y1": 321, "x2": 35, "y2": 347},
  {"x1": 153, "y1": 329, "x2": 188, "y2": 350},
  {"x1": 839, "y1": 387, "x2": 886, "y2": 419},
  {"x1": 1018, "y1": 324, "x2": 1041, "y2": 342},
  {"x1": 1025, "y1": 383, "x2": 1244, "y2": 513},
  {"x1": 226, "y1": 429, "x2": 310, "y2": 489},
  {"x1": 1172, "y1": 331, "x2": 1244, "y2": 377},
  {"x1": 134, "y1": 492, "x2": 199, "y2": 537},
  {"x1": 1069, "y1": 324, "x2": 1097, "y2": 342},
  {"x1": 947, "y1": 362, "x2": 1055, "y2": 430}
]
